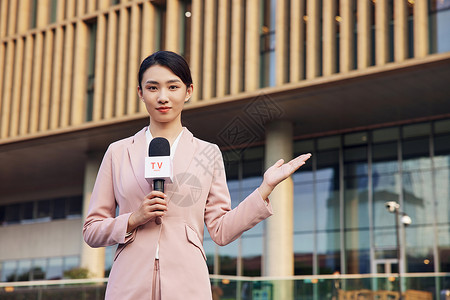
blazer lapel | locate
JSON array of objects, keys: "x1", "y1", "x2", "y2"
[
  {"x1": 127, "y1": 127, "x2": 152, "y2": 196},
  {"x1": 165, "y1": 128, "x2": 197, "y2": 201}
]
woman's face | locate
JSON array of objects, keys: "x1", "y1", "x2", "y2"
[{"x1": 138, "y1": 64, "x2": 193, "y2": 127}]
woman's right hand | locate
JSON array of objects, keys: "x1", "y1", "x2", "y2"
[{"x1": 127, "y1": 191, "x2": 167, "y2": 232}]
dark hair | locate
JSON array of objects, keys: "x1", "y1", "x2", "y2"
[{"x1": 138, "y1": 51, "x2": 193, "y2": 90}]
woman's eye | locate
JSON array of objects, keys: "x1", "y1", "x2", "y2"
[
  {"x1": 147, "y1": 86, "x2": 157, "y2": 91},
  {"x1": 169, "y1": 85, "x2": 179, "y2": 90}
]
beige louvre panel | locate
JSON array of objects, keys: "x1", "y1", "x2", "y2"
[
  {"x1": 245, "y1": 0, "x2": 259, "y2": 92},
  {"x1": 375, "y1": 0, "x2": 389, "y2": 66},
  {"x1": 104, "y1": 11, "x2": 117, "y2": 119},
  {"x1": 357, "y1": 0, "x2": 371, "y2": 69},
  {"x1": 39, "y1": 29, "x2": 54, "y2": 131},
  {"x1": 323, "y1": 0, "x2": 337, "y2": 76},
  {"x1": 37, "y1": 0, "x2": 51, "y2": 28},
  {"x1": 115, "y1": 8, "x2": 129, "y2": 117},
  {"x1": 394, "y1": 0, "x2": 408, "y2": 62},
  {"x1": 0, "y1": 1, "x2": 8, "y2": 38},
  {"x1": 306, "y1": 0, "x2": 320, "y2": 79},
  {"x1": 19, "y1": 35, "x2": 34, "y2": 135},
  {"x1": 166, "y1": 0, "x2": 181, "y2": 52},
  {"x1": 290, "y1": 0, "x2": 305, "y2": 82},
  {"x1": 276, "y1": 0, "x2": 288, "y2": 85},
  {"x1": 10, "y1": 38, "x2": 24, "y2": 137},
  {"x1": 340, "y1": 0, "x2": 354, "y2": 72},
  {"x1": 7, "y1": 0, "x2": 17, "y2": 35},
  {"x1": 216, "y1": 0, "x2": 230, "y2": 98},
  {"x1": 71, "y1": 21, "x2": 89, "y2": 125},
  {"x1": 230, "y1": 0, "x2": 243, "y2": 95},
  {"x1": 414, "y1": 0, "x2": 429, "y2": 58},
  {"x1": 30, "y1": 33, "x2": 44, "y2": 133},
  {"x1": 127, "y1": 4, "x2": 141, "y2": 115},
  {"x1": 60, "y1": 24, "x2": 74, "y2": 127},
  {"x1": 202, "y1": 0, "x2": 217, "y2": 100},
  {"x1": 190, "y1": 0, "x2": 203, "y2": 101},
  {"x1": 18, "y1": 0, "x2": 31, "y2": 33},
  {"x1": 50, "y1": 27, "x2": 64, "y2": 130},
  {"x1": 93, "y1": 14, "x2": 107, "y2": 121},
  {"x1": 1, "y1": 41, "x2": 15, "y2": 138}
]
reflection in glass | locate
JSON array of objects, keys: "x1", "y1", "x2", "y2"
[
  {"x1": 293, "y1": 233, "x2": 313, "y2": 275},
  {"x1": 317, "y1": 231, "x2": 340, "y2": 274},
  {"x1": 47, "y1": 257, "x2": 63, "y2": 280},
  {"x1": 242, "y1": 236, "x2": 262, "y2": 276}
]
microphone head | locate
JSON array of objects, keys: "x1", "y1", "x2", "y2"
[{"x1": 149, "y1": 137, "x2": 170, "y2": 157}]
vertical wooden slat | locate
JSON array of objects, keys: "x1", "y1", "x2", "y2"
[
  {"x1": 140, "y1": 2, "x2": 156, "y2": 112},
  {"x1": 190, "y1": 0, "x2": 203, "y2": 101},
  {"x1": 306, "y1": 0, "x2": 320, "y2": 79},
  {"x1": 66, "y1": 0, "x2": 76, "y2": 19},
  {"x1": 276, "y1": 0, "x2": 288, "y2": 85},
  {"x1": 50, "y1": 27, "x2": 64, "y2": 129},
  {"x1": 37, "y1": 0, "x2": 51, "y2": 28},
  {"x1": 0, "y1": 43, "x2": 5, "y2": 133},
  {"x1": 115, "y1": 8, "x2": 129, "y2": 117},
  {"x1": 375, "y1": 0, "x2": 389, "y2": 65},
  {"x1": 57, "y1": 0, "x2": 66, "y2": 21},
  {"x1": 30, "y1": 33, "x2": 44, "y2": 133},
  {"x1": 230, "y1": 0, "x2": 243, "y2": 94},
  {"x1": 77, "y1": 0, "x2": 86, "y2": 16},
  {"x1": 19, "y1": 35, "x2": 34, "y2": 135},
  {"x1": 104, "y1": 11, "x2": 117, "y2": 118},
  {"x1": 1, "y1": 41, "x2": 15, "y2": 138},
  {"x1": 40, "y1": 30, "x2": 54, "y2": 131},
  {"x1": 17, "y1": 0, "x2": 31, "y2": 32},
  {"x1": 93, "y1": 14, "x2": 106, "y2": 121},
  {"x1": 340, "y1": 0, "x2": 354, "y2": 72},
  {"x1": 0, "y1": 0, "x2": 8, "y2": 38},
  {"x1": 72, "y1": 21, "x2": 89, "y2": 125},
  {"x1": 60, "y1": 24, "x2": 74, "y2": 127},
  {"x1": 127, "y1": 4, "x2": 140, "y2": 115},
  {"x1": 216, "y1": 0, "x2": 230, "y2": 97},
  {"x1": 8, "y1": 0, "x2": 18, "y2": 35},
  {"x1": 394, "y1": 0, "x2": 408, "y2": 62},
  {"x1": 10, "y1": 38, "x2": 25, "y2": 137},
  {"x1": 245, "y1": 0, "x2": 259, "y2": 91},
  {"x1": 290, "y1": 0, "x2": 305, "y2": 82},
  {"x1": 414, "y1": 0, "x2": 428, "y2": 58},
  {"x1": 357, "y1": 0, "x2": 371, "y2": 69},
  {"x1": 202, "y1": 0, "x2": 217, "y2": 99},
  {"x1": 323, "y1": 0, "x2": 337, "y2": 76},
  {"x1": 98, "y1": 0, "x2": 110, "y2": 11},
  {"x1": 166, "y1": 0, "x2": 180, "y2": 52},
  {"x1": 87, "y1": 0, "x2": 97, "y2": 13}
]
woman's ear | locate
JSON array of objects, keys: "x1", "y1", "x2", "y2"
[
  {"x1": 137, "y1": 86, "x2": 144, "y2": 101},
  {"x1": 185, "y1": 84, "x2": 194, "y2": 102}
]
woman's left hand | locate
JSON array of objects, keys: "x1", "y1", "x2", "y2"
[{"x1": 258, "y1": 153, "x2": 311, "y2": 200}]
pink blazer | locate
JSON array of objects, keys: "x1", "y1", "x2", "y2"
[{"x1": 83, "y1": 127, "x2": 273, "y2": 300}]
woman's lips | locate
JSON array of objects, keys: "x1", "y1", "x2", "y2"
[{"x1": 156, "y1": 107, "x2": 171, "y2": 113}]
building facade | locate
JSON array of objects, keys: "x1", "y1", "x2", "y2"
[{"x1": 0, "y1": 0, "x2": 450, "y2": 297}]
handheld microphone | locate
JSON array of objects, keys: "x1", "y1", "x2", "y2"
[{"x1": 145, "y1": 137, "x2": 173, "y2": 192}]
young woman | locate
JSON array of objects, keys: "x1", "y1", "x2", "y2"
[{"x1": 83, "y1": 51, "x2": 311, "y2": 300}]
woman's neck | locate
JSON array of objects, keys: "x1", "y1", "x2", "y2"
[{"x1": 148, "y1": 121, "x2": 183, "y2": 145}]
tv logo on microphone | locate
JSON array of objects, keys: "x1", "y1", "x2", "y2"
[{"x1": 145, "y1": 156, "x2": 173, "y2": 183}]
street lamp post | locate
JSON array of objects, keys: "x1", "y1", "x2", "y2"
[{"x1": 385, "y1": 201, "x2": 412, "y2": 300}]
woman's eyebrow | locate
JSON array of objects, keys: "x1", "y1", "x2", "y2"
[{"x1": 144, "y1": 79, "x2": 181, "y2": 84}]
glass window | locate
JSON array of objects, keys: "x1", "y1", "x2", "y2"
[
  {"x1": 372, "y1": 142, "x2": 398, "y2": 174},
  {"x1": 293, "y1": 232, "x2": 314, "y2": 275},
  {"x1": 66, "y1": 196, "x2": 82, "y2": 217},
  {"x1": 373, "y1": 173, "x2": 401, "y2": 228},
  {"x1": 32, "y1": 258, "x2": 47, "y2": 280},
  {"x1": 403, "y1": 170, "x2": 435, "y2": 226},
  {"x1": 373, "y1": 127, "x2": 399, "y2": 143},
  {"x1": 429, "y1": 0, "x2": 450, "y2": 54},
  {"x1": 438, "y1": 224, "x2": 450, "y2": 272},
  {"x1": 317, "y1": 231, "x2": 341, "y2": 274},
  {"x1": 21, "y1": 202, "x2": 34, "y2": 222},
  {"x1": 402, "y1": 138, "x2": 431, "y2": 171},
  {"x1": 52, "y1": 198, "x2": 66, "y2": 220},
  {"x1": 345, "y1": 229, "x2": 370, "y2": 274},
  {"x1": 435, "y1": 168, "x2": 450, "y2": 224},
  {"x1": 294, "y1": 181, "x2": 314, "y2": 232},
  {"x1": 403, "y1": 123, "x2": 431, "y2": 139},
  {"x1": 316, "y1": 149, "x2": 339, "y2": 181},
  {"x1": 405, "y1": 225, "x2": 435, "y2": 272},
  {"x1": 219, "y1": 241, "x2": 238, "y2": 275},
  {"x1": 47, "y1": 257, "x2": 63, "y2": 280},
  {"x1": 105, "y1": 245, "x2": 118, "y2": 277},
  {"x1": 0, "y1": 205, "x2": 5, "y2": 225},
  {"x1": 435, "y1": 119, "x2": 450, "y2": 134},
  {"x1": 316, "y1": 180, "x2": 340, "y2": 232},
  {"x1": 5, "y1": 204, "x2": 21, "y2": 224},
  {"x1": 63, "y1": 256, "x2": 80, "y2": 276},
  {"x1": 242, "y1": 236, "x2": 262, "y2": 276},
  {"x1": 1, "y1": 261, "x2": 17, "y2": 282},
  {"x1": 37, "y1": 200, "x2": 51, "y2": 220},
  {"x1": 344, "y1": 132, "x2": 368, "y2": 146},
  {"x1": 344, "y1": 146, "x2": 368, "y2": 177},
  {"x1": 16, "y1": 260, "x2": 32, "y2": 281}
]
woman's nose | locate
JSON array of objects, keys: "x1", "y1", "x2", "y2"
[{"x1": 157, "y1": 90, "x2": 169, "y2": 103}]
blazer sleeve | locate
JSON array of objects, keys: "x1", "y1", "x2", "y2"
[
  {"x1": 83, "y1": 145, "x2": 134, "y2": 248},
  {"x1": 204, "y1": 145, "x2": 273, "y2": 246}
]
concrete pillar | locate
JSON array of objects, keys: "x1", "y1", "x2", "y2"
[
  {"x1": 263, "y1": 121, "x2": 294, "y2": 300},
  {"x1": 81, "y1": 155, "x2": 105, "y2": 278}
]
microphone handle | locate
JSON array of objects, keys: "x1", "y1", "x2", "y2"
[
  {"x1": 153, "y1": 179, "x2": 165, "y2": 225},
  {"x1": 154, "y1": 179, "x2": 165, "y2": 193}
]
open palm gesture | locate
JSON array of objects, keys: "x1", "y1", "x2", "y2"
[{"x1": 258, "y1": 153, "x2": 311, "y2": 200}]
